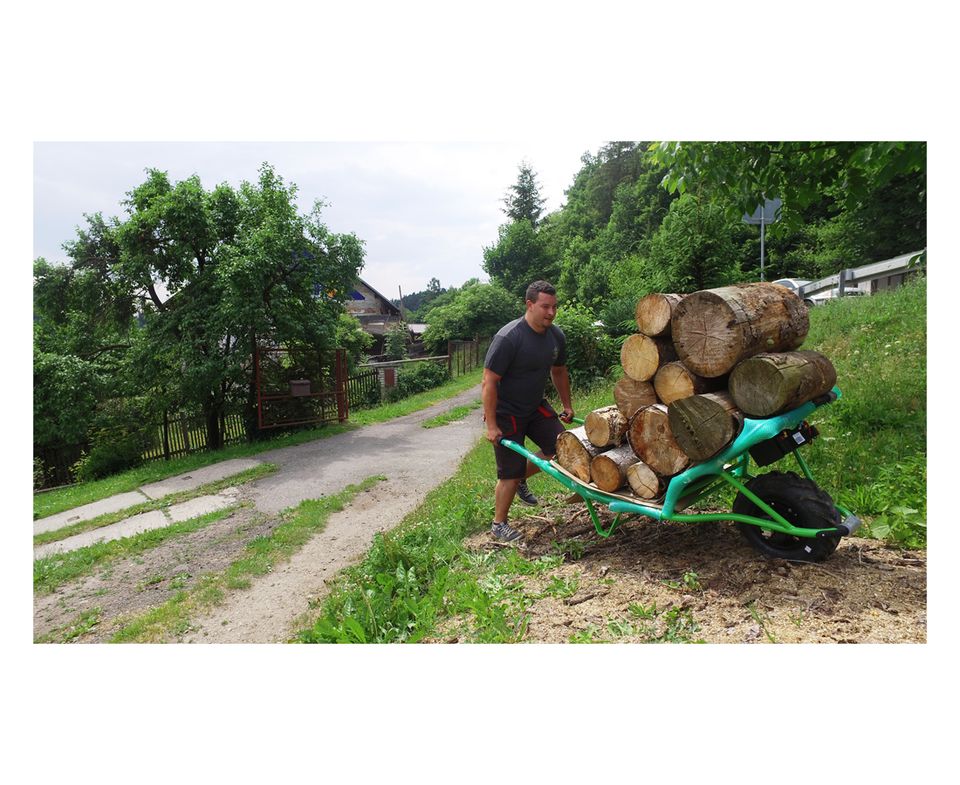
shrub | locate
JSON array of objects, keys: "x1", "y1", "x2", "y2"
[
  {"x1": 73, "y1": 398, "x2": 155, "y2": 481},
  {"x1": 386, "y1": 361, "x2": 451, "y2": 402},
  {"x1": 554, "y1": 304, "x2": 619, "y2": 388}
]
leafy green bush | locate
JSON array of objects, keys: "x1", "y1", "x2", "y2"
[
  {"x1": 383, "y1": 323, "x2": 410, "y2": 361},
  {"x1": 73, "y1": 398, "x2": 155, "y2": 481},
  {"x1": 554, "y1": 304, "x2": 619, "y2": 388},
  {"x1": 386, "y1": 361, "x2": 451, "y2": 402}
]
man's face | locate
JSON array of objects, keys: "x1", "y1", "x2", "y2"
[{"x1": 526, "y1": 292, "x2": 558, "y2": 330}]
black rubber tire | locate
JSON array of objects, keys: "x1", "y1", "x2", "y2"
[{"x1": 732, "y1": 471, "x2": 841, "y2": 562}]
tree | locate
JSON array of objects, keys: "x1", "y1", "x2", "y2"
[
  {"x1": 502, "y1": 162, "x2": 546, "y2": 225},
  {"x1": 421, "y1": 282, "x2": 521, "y2": 353},
  {"x1": 648, "y1": 141, "x2": 926, "y2": 232},
  {"x1": 50, "y1": 163, "x2": 364, "y2": 454},
  {"x1": 482, "y1": 219, "x2": 557, "y2": 300}
]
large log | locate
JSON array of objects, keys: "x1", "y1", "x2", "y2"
[
  {"x1": 627, "y1": 404, "x2": 690, "y2": 477},
  {"x1": 653, "y1": 361, "x2": 726, "y2": 406},
  {"x1": 556, "y1": 426, "x2": 605, "y2": 483},
  {"x1": 613, "y1": 377, "x2": 658, "y2": 419},
  {"x1": 626, "y1": 461, "x2": 663, "y2": 500},
  {"x1": 590, "y1": 444, "x2": 640, "y2": 493},
  {"x1": 668, "y1": 391, "x2": 743, "y2": 461},
  {"x1": 635, "y1": 293, "x2": 683, "y2": 337},
  {"x1": 584, "y1": 405, "x2": 628, "y2": 448},
  {"x1": 670, "y1": 282, "x2": 809, "y2": 378},
  {"x1": 729, "y1": 351, "x2": 838, "y2": 417},
  {"x1": 620, "y1": 334, "x2": 677, "y2": 382}
]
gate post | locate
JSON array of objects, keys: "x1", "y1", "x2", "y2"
[{"x1": 335, "y1": 348, "x2": 349, "y2": 422}]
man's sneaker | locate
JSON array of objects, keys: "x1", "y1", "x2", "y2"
[
  {"x1": 491, "y1": 521, "x2": 522, "y2": 542},
  {"x1": 517, "y1": 481, "x2": 539, "y2": 506}
]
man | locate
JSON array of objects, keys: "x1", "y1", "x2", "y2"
[{"x1": 482, "y1": 280, "x2": 574, "y2": 542}]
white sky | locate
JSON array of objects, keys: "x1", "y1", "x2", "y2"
[{"x1": 34, "y1": 140, "x2": 601, "y2": 298}]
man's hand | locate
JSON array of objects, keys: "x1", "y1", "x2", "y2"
[
  {"x1": 559, "y1": 408, "x2": 575, "y2": 424},
  {"x1": 486, "y1": 424, "x2": 503, "y2": 444}
]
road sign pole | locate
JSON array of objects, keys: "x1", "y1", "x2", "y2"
[{"x1": 760, "y1": 215, "x2": 766, "y2": 281}]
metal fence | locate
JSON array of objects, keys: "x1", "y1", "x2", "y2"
[{"x1": 448, "y1": 337, "x2": 490, "y2": 377}]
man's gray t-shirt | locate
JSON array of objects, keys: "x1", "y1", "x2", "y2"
[{"x1": 484, "y1": 317, "x2": 567, "y2": 417}]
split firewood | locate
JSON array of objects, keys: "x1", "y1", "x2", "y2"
[
  {"x1": 653, "y1": 361, "x2": 726, "y2": 406},
  {"x1": 555, "y1": 426, "x2": 606, "y2": 483},
  {"x1": 635, "y1": 292, "x2": 683, "y2": 337},
  {"x1": 667, "y1": 391, "x2": 744, "y2": 461},
  {"x1": 671, "y1": 282, "x2": 809, "y2": 377},
  {"x1": 627, "y1": 403, "x2": 690, "y2": 477},
  {"x1": 584, "y1": 405, "x2": 628, "y2": 448},
  {"x1": 728, "y1": 351, "x2": 838, "y2": 417},
  {"x1": 620, "y1": 334, "x2": 677, "y2": 382},
  {"x1": 613, "y1": 376, "x2": 658, "y2": 419},
  {"x1": 625, "y1": 461, "x2": 663, "y2": 499},
  {"x1": 590, "y1": 444, "x2": 640, "y2": 493}
]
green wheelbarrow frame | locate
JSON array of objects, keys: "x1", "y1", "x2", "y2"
[{"x1": 500, "y1": 386, "x2": 860, "y2": 542}]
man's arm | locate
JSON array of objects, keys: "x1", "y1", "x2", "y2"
[
  {"x1": 550, "y1": 365, "x2": 574, "y2": 422},
  {"x1": 482, "y1": 368, "x2": 503, "y2": 442}
]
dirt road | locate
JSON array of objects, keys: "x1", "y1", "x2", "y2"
[{"x1": 34, "y1": 386, "x2": 485, "y2": 643}]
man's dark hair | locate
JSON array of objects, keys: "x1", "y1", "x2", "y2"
[{"x1": 525, "y1": 280, "x2": 556, "y2": 303}]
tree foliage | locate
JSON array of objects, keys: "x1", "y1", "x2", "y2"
[
  {"x1": 502, "y1": 162, "x2": 546, "y2": 225},
  {"x1": 421, "y1": 281, "x2": 521, "y2": 352}
]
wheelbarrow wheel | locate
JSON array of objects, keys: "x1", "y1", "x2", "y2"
[{"x1": 732, "y1": 471, "x2": 841, "y2": 562}]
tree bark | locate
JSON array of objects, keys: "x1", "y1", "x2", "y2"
[
  {"x1": 584, "y1": 405, "x2": 628, "y2": 448},
  {"x1": 667, "y1": 391, "x2": 743, "y2": 461},
  {"x1": 620, "y1": 334, "x2": 677, "y2": 382},
  {"x1": 671, "y1": 282, "x2": 809, "y2": 378},
  {"x1": 626, "y1": 461, "x2": 663, "y2": 499},
  {"x1": 635, "y1": 292, "x2": 683, "y2": 337},
  {"x1": 613, "y1": 377, "x2": 658, "y2": 419},
  {"x1": 653, "y1": 361, "x2": 726, "y2": 406},
  {"x1": 590, "y1": 444, "x2": 639, "y2": 492},
  {"x1": 728, "y1": 351, "x2": 837, "y2": 417},
  {"x1": 555, "y1": 426, "x2": 605, "y2": 483},
  {"x1": 627, "y1": 403, "x2": 690, "y2": 477}
]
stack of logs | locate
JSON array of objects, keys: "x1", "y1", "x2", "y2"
[{"x1": 555, "y1": 282, "x2": 837, "y2": 498}]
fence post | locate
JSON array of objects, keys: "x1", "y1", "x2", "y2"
[
  {"x1": 163, "y1": 410, "x2": 171, "y2": 461},
  {"x1": 335, "y1": 348, "x2": 348, "y2": 422}
]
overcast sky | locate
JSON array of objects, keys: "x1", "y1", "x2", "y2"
[{"x1": 34, "y1": 140, "x2": 601, "y2": 299}]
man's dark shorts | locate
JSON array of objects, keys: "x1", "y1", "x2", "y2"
[{"x1": 493, "y1": 401, "x2": 565, "y2": 480}]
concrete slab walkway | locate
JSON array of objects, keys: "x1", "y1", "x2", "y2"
[{"x1": 34, "y1": 457, "x2": 263, "y2": 537}]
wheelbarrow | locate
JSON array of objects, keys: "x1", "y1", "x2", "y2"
[{"x1": 500, "y1": 386, "x2": 860, "y2": 562}]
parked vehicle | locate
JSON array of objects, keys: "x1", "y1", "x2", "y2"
[{"x1": 771, "y1": 278, "x2": 863, "y2": 306}]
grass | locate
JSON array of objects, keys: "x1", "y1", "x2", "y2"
[
  {"x1": 421, "y1": 399, "x2": 482, "y2": 429},
  {"x1": 35, "y1": 369, "x2": 482, "y2": 520},
  {"x1": 108, "y1": 475, "x2": 386, "y2": 643},
  {"x1": 33, "y1": 463, "x2": 277, "y2": 546},
  {"x1": 34, "y1": 504, "x2": 243, "y2": 596}
]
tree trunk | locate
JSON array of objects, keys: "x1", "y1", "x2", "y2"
[
  {"x1": 626, "y1": 461, "x2": 663, "y2": 499},
  {"x1": 590, "y1": 444, "x2": 639, "y2": 492},
  {"x1": 584, "y1": 405, "x2": 628, "y2": 448},
  {"x1": 667, "y1": 391, "x2": 743, "y2": 461},
  {"x1": 635, "y1": 292, "x2": 683, "y2": 337},
  {"x1": 627, "y1": 403, "x2": 690, "y2": 477},
  {"x1": 620, "y1": 334, "x2": 677, "y2": 382},
  {"x1": 613, "y1": 377, "x2": 658, "y2": 419},
  {"x1": 728, "y1": 351, "x2": 838, "y2": 417},
  {"x1": 204, "y1": 398, "x2": 223, "y2": 451},
  {"x1": 653, "y1": 361, "x2": 726, "y2": 406},
  {"x1": 671, "y1": 282, "x2": 809, "y2": 377},
  {"x1": 555, "y1": 426, "x2": 605, "y2": 483}
]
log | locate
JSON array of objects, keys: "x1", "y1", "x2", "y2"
[
  {"x1": 728, "y1": 351, "x2": 838, "y2": 417},
  {"x1": 670, "y1": 282, "x2": 809, "y2": 378},
  {"x1": 635, "y1": 292, "x2": 683, "y2": 337},
  {"x1": 627, "y1": 404, "x2": 690, "y2": 477},
  {"x1": 590, "y1": 444, "x2": 640, "y2": 493},
  {"x1": 625, "y1": 461, "x2": 663, "y2": 499},
  {"x1": 555, "y1": 426, "x2": 605, "y2": 483},
  {"x1": 668, "y1": 391, "x2": 743, "y2": 462},
  {"x1": 653, "y1": 361, "x2": 726, "y2": 406},
  {"x1": 613, "y1": 377, "x2": 658, "y2": 419},
  {"x1": 620, "y1": 334, "x2": 677, "y2": 382},
  {"x1": 584, "y1": 405, "x2": 628, "y2": 448}
]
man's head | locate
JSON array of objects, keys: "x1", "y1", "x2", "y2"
[{"x1": 524, "y1": 280, "x2": 558, "y2": 333}]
